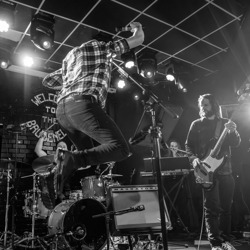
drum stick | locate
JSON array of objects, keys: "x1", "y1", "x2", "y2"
[{"x1": 44, "y1": 121, "x2": 57, "y2": 132}]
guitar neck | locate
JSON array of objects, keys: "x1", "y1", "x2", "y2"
[{"x1": 210, "y1": 127, "x2": 229, "y2": 157}]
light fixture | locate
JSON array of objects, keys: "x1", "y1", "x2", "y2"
[
  {"x1": 121, "y1": 50, "x2": 136, "y2": 69},
  {"x1": 117, "y1": 78, "x2": 126, "y2": 89},
  {"x1": 138, "y1": 57, "x2": 157, "y2": 79},
  {"x1": 0, "y1": 47, "x2": 11, "y2": 69},
  {"x1": 22, "y1": 55, "x2": 34, "y2": 67},
  {"x1": 176, "y1": 78, "x2": 187, "y2": 93},
  {"x1": 30, "y1": 12, "x2": 55, "y2": 51},
  {"x1": 0, "y1": 0, "x2": 16, "y2": 32},
  {"x1": 137, "y1": 50, "x2": 157, "y2": 79},
  {"x1": 0, "y1": 58, "x2": 9, "y2": 69},
  {"x1": 165, "y1": 63, "x2": 176, "y2": 81}
]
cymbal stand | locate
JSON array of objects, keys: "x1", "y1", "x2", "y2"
[
  {"x1": 3, "y1": 164, "x2": 12, "y2": 248},
  {"x1": 15, "y1": 174, "x2": 47, "y2": 249},
  {"x1": 111, "y1": 60, "x2": 179, "y2": 250},
  {"x1": 31, "y1": 173, "x2": 37, "y2": 248}
]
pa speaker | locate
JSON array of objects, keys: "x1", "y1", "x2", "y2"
[{"x1": 109, "y1": 185, "x2": 171, "y2": 233}]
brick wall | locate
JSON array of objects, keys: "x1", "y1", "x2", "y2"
[{"x1": 0, "y1": 129, "x2": 57, "y2": 165}]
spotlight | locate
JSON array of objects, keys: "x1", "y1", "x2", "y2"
[
  {"x1": 121, "y1": 50, "x2": 136, "y2": 69},
  {"x1": 117, "y1": 78, "x2": 126, "y2": 89},
  {"x1": 165, "y1": 64, "x2": 175, "y2": 81},
  {"x1": 0, "y1": 58, "x2": 9, "y2": 69},
  {"x1": 22, "y1": 55, "x2": 34, "y2": 67},
  {"x1": 0, "y1": 0, "x2": 16, "y2": 32},
  {"x1": 176, "y1": 78, "x2": 187, "y2": 93},
  {"x1": 138, "y1": 58, "x2": 157, "y2": 79},
  {"x1": 0, "y1": 48, "x2": 11, "y2": 69},
  {"x1": 30, "y1": 12, "x2": 55, "y2": 51},
  {"x1": 134, "y1": 94, "x2": 140, "y2": 101}
]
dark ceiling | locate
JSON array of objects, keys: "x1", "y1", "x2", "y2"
[
  {"x1": 0, "y1": 0, "x2": 250, "y2": 89},
  {"x1": 0, "y1": 0, "x2": 250, "y2": 175}
]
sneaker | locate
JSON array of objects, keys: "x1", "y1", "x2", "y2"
[{"x1": 221, "y1": 242, "x2": 237, "y2": 250}]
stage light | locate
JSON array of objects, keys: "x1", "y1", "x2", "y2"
[
  {"x1": 134, "y1": 94, "x2": 140, "y2": 101},
  {"x1": 117, "y1": 78, "x2": 126, "y2": 89},
  {"x1": 138, "y1": 58, "x2": 157, "y2": 79},
  {"x1": 30, "y1": 12, "x2": 55, "y2": 51},
  {"x1": 0, "y1": 0, "x2": 16, "y2": 32},
  {"x1": 121, "y1": 50, "x2": 136, "y2": 69},
  {"x1": 0, "y1": 58, "x2": 9, "y2": 69},
  {"x1": 165, "y1": 64, "x2": 176, "y2": 81},
  {"x1": 176, "y1": 78, "x2": 187, "y2": 93},
  {"x1": 22, "y1": 55, "x2": 34, "y2": 67}
]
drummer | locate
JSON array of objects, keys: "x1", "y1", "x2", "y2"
[
  {"x1": 34, "y1": 131, "x2": 71, "y2": 202},
  {"x1": 35, "y1": 131, "x2": 68, "y2": 157}
]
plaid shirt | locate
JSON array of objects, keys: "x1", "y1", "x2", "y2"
[{"x1": 42, "y1": 39, "x2": 129, "y2": 108}]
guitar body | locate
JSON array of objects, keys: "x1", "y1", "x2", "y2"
[
  {"x1": 194, "y1": 152, "x2": 225, "y2": 189},
  {"x1": 194, "y1": 124, "x2": 229, "y2": 189}
]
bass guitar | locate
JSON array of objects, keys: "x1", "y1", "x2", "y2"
[{"x1": 194, "y1": 126, "x2": 229, "y2": 189}]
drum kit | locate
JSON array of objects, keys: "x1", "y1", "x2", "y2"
[{"x1": 0, "y1": 156, "x2": 123, "y2": 250}]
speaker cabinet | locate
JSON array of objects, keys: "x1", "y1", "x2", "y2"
[{"x1": 109, "y1": 185, "x2": 171, "y2": 233}]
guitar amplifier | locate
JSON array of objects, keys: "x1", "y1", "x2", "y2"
[{"x1": 108, "y1": 185, "x2": 172, "y2": 233}]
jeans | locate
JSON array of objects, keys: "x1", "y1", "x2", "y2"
[
  {"x1": 56, "y1": 95, "x2": 130, "y2": 167},
  {"x1": 203, "y1": 174, "x2": 235, "y2": 246}
]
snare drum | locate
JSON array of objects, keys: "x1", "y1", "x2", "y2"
[
  {"x1": 48, "y1": 198, "x2": 107, "y2": 249},
  {"x1": 80, "y1": 176, "x2": 105, "y2": 202}
]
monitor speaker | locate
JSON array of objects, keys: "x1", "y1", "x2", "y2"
[{"x1": 108, "y1": 185, "x2": 171, "y2": 233}]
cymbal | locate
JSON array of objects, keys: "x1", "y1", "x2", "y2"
[
  {"x1": 0, "y1": 158, "x2": 15, "y2": 163},
  {"x1": 32, "y1": 155, "x2": 55, "y2": 174},
  {"x1": 102, "y1": 174, "x2": 123, "y2": 178},
  {"x1": 77, "y1": 165, "x2": 91, "y2": 171}
]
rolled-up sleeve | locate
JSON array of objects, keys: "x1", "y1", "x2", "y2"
[
  {"x1": 42, "y1": 68, "x2": 63, "y2": 90},
  {"x1": 113, "y1": 39, "x2": 130, "y2": 56}
]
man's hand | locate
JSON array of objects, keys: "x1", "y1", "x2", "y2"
[
  {"x1": 129, "y1": 22, "x2": 143, "y2": 32},
  {"x1": 225, "y1": 120, "x2": 237, "y2": 133},
  {"x1": 192, "y1": 157, "x2": 201, "y2": 169},
  {"x1": 39, "y1": 131, "x2": 47, "y2": 139}
]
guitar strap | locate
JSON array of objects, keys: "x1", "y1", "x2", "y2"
[{"x1": 214, "y1": 119, "x2": 222, "y2": 139}]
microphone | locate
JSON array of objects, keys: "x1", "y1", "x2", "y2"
[
  {"x1": 129, "y1": 129, "x2": 149, "y2": 145},
  {"x1": 119, "y1": 205, "x2": 145, "y2": 214},
  {"x1": 115, "y1": 26, "x2": 132, "y2": 32},
  {"x1": 133, "y1": 205, "x2": 145, "y2": 211}
]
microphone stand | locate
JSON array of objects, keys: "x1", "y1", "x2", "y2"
[
  {"x1": 111, "y1": 60, "x2": 179, "y2": 250},
  {"x1": 92, "y1": 205, "x2": 145, "y2": 250}
]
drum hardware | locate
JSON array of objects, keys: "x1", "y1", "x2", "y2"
[
  {"x1": 1, "y1": 164, "x2": 13, "y2": 249},
  {"x1": 47, "y1": 198, "x2": 107, "y2": 250},
  {"x1": 14, "y1": 173, "x2": 49, "y2": 249},
  {"x1": 92, "y1": 204, "x2": 145, "y2": 250},
  {"x1": 32, "y1": 154, "x2": 56, "y2": 175},
  {"x1": 100, "y1": 162, "x2": 123, "y2": 181},
  {"x1": 102, "y1": 174, "x2": 123, "y2": 178},
  {"x1": 68, "y1": 189, "x2": 83, "y2": 201},
  {"x1": 0, "y1": 128, "x2": 27, "y2": 249}
]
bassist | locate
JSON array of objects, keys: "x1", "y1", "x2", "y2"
[{"x1": 185, "y1": 93, "x2": 241, "y2": 250}]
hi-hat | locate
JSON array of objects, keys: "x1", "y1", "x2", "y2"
[
  {"x1": 102, "y1": 174, "x2": 123, "y2": 178},
  {"x1": 32, "y1": 155, "x2": 55, "y2": 174}
]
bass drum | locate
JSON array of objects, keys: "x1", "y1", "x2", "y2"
[{"x1": 48, "y1": 198, "x2": 107, "y2": 250}]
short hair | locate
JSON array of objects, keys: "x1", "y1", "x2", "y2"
[
  {"x1": 169, "y1": 139, "x2": 181, "y2": 149},
  {"x1": 198, "y1": 93, "x2": 222, "y2": 118}
]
